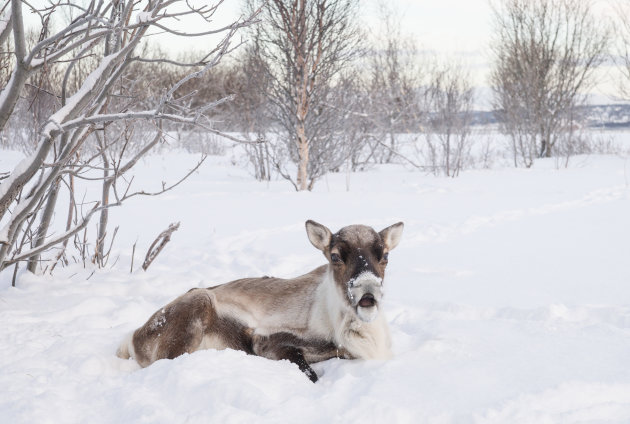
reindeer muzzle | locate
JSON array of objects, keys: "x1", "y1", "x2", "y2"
[{"x1": 358, "y1": 293, "x2": 377, "y2": 308}]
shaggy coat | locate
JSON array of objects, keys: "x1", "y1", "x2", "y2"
[{"x1": 117, "y1": 220, "x2": 404, "y2": 382}]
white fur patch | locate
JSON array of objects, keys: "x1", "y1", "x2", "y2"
[
  {"x1": 308, "y1": 269, "x2": 392, "y2": 359},
  {"x1": 116, "y1": 331, "x2": 136, "y2": 360},
  {"x1": 199, "y1": 334, "x2": 227, "y2": 351},
  {"x1": 357, "y1": 305, "x2": 379, "y2": 322}
]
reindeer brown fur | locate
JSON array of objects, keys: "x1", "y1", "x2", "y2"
[{"x1": 117, "y1": 220, "x2": 404, "y2": 382}]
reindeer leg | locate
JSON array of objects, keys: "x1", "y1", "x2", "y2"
[
  {"x1": 252, "y1": 333, "x2": 319, "y2": 382},
  {"x1": 129, "y1": 289, "x2": 214, "y2": 367},
  {"x1": 277, "y1": 345, "x2": 319, "y2": 383}
]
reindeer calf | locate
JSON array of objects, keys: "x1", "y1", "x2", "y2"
[{"x1": 117, "y1": 220, "x2": 404, "y2": 382}]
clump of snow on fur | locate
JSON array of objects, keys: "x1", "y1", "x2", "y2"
[{"x1": 151, "y1": 313, "x2": 166, "y2": 330}]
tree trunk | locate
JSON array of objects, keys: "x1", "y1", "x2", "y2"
[
  {"x1": 296, "y1": 122, "x2": 309, "y2": 191},
  {"x1": 26, "y1": 178, "x2": 60, "y2": 273},
  {"x1": 0, "y1": 0, "x2": 29, "y2": 133},
  {"x1": 26, "y1": 130, "x2": 76, "y2": 272},
  {"x1": 94, "y1": 175, "x2": 112, "y2": 266},
  {"x1": 386, "y1": 131, "x2": 396, "y2": 163},
  {"x1": 445, "y1": 133, "x2": 451, "y2": 177}
]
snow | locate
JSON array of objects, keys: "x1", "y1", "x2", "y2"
[
  {"x1": 43, "y1": 53, "x2": 117, "y2": 133},
  {"x1": 28, "y1": 29, "x2": 111, "y2": 69},
  {"x1": 1, "y1": 141, "x2": 630, "y2": 423},
  {"x1": 135, "y1": 11, "x2": 152, "y2": 24}
]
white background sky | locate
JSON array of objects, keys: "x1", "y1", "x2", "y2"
[
  {"x1": 158, "y1": 0, "x2": 495, "y2": 85},
  {"x1": 149, "y1": 0, "x2": 625, "y2": 108},
  {"x1": 20, "y1": 0, "x2": 628, "y2": 108}
]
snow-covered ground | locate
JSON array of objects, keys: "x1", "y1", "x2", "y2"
[{"x1": 1, "y1": 141, "x2": 630, "y2": 423}]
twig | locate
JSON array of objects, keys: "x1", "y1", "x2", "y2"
[
  {"x1": 11, "y1": 262, "x2": 18, "y2": 287},
  {"x1": 375, "y1": 140, "x2": 423, "y2": 169},
  {"x1": 142, "y1": 222, "x2": 180, "y2": 271},
  {"x1": 0, "y1": 202, "x2": 101, "y2": 270},
  {"x1": 130, "y1": 239, "x2": 137, "y2": 273}
]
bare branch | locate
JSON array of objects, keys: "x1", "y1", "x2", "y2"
[
  {"x1": 141, "y1": 221, "x2": 180, "y2": 271},
  {"x1": 120, "y1": 155, "x2": 206, "y2": 201},
  {"x1": 1, "y1": 202, "x2": 103, "y2": 270},
  {"x1": 0, "y1": 0, "x2": 256, "y2": 275},
  {"x1": 490, "y1": 0, "x2": 609, "y2": 165}
]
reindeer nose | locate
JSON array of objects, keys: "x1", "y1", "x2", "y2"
[{"x1": 358, "y1": 293, "x2": 376, "y2": 308}]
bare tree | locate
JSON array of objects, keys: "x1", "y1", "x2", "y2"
[
  {"x1": 245, "y1": 0, "x2": 361, "y2": 191},
  {"x1": 0, "y1": 0, "x2": 255, "y2": 276},
  {"x1": 617, "y1": 0, "x2": 630, "y2": 99},
  {"x1": 426, "y1": 64, "x2": 474, "y2": 177},
  {"x1": 490, "y1": 0, "x2": 609, "y2": 167},
  {"x1": 332, "y1": 72, "x2": 375, "y2": 172},
  {"x1": 228, "y1": 38, "x2": 273, "y2": 181},
  {"x1": 366, "y1": 1, "x2": 424, "y2": 164}
]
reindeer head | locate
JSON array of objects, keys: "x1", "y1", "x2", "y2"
[{"x1": 305, "y1": 220, "x2": 404, "y2": 323}]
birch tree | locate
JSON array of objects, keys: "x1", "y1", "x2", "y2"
[
  {"x1": 426, "y1": 64, "x2": 474, "y2": 177},
  {"x1": 246, "y1": 0, "x2": 361, "y2": 191}
]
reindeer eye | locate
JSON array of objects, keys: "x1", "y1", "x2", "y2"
[
  {"x1": 331, "y1": 253, "x2": 342, "y2": 263},
  {"x1": 382, "y1": 252, "x2": 389, "y2": 262}
]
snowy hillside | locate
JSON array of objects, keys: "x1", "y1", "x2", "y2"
[{"x1": 1, "y1": 143, "x2": 630, "y2": 423}]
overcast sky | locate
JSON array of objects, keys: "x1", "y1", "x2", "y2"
[
  {"x1": 157, "y1": 0, "x2": 495, "y2": 79},
  {"x1": 146, "y1": 0, "x2": 624, "y2": 107},
  {"x1": 20, "y1": 0, "x2": 625, "y2": 108}
]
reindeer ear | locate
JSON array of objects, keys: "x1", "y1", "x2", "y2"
[
  {"x1": 379, "y1": 222, "x2": 404, "y2": 251},
  {"x1": 305, "y1": 220, "x2": 332, "y2": 251}
]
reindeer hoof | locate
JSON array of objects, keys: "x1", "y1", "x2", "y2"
[{"x1": 301, "y1": 365, "x2": 319, "y2": 383}]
